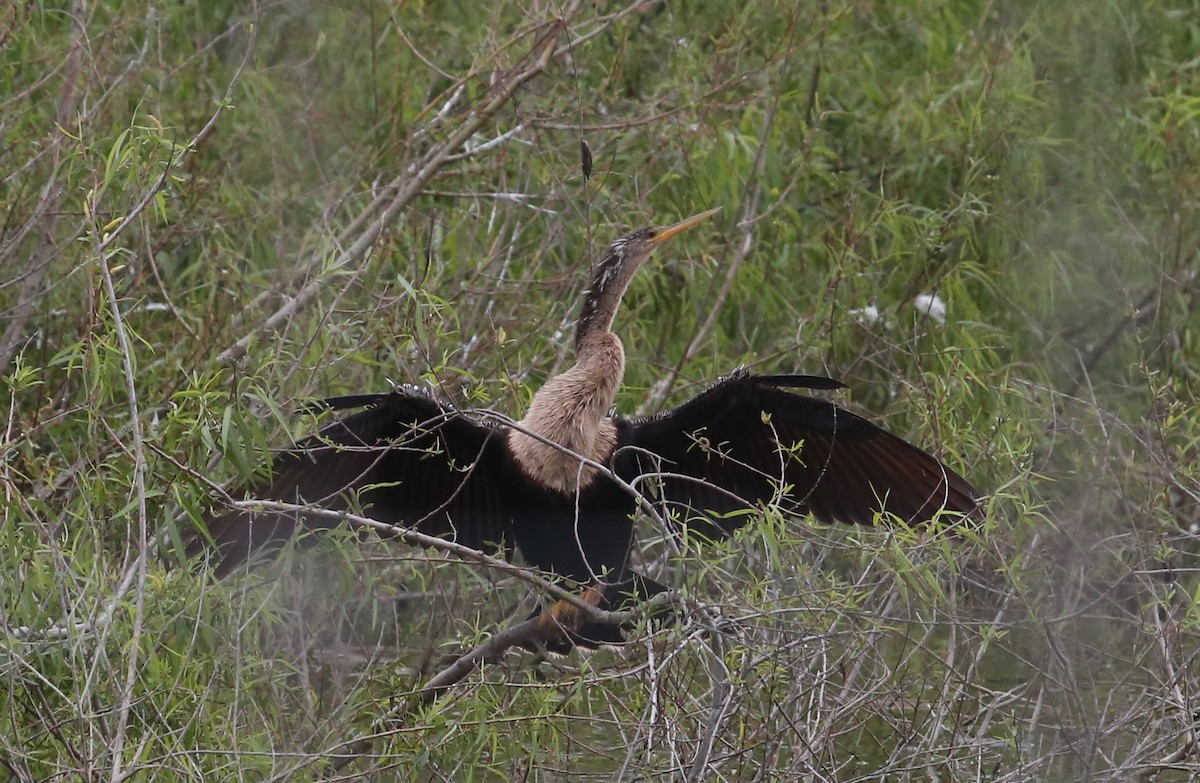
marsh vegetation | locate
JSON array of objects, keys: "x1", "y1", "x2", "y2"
[{"x1": 2, "y1": 1, "x2": 1198, "y2": 780}]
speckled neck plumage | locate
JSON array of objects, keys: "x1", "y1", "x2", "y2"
[{"x1": 508, "y1": 239, "x2": 643, "y2": 494}]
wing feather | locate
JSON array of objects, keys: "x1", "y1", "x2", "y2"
[
  {"x1": 189, "y1": 388, "x2": 511, "y2": 577},
  {"x1": 617, "y1": 369, "x2": 980, "y2": 538}
]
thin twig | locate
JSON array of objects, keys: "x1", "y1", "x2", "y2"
[
  {"x1": 93, "y1": 171, "x2": 152, "y2": 783},
  {"x1": 1063, "y1": 283, "x2": 1160, "y2": 400},
  {"x1": 1131, "y1": 586, "x2": 1199, "y2": 782},
  {"x1": 0, "y1": 5, "x2": 85, "y2": 374},
  {"x1": 215, "y1": 1, "x2": 585, "y2": 367},
  {"x1": 2, "y1": 22, "x2": 255, "y2": 647},
  {"x1": 684, "y1": 631, "x2": 734, "y2": 782},
  {"x1": 318, "y1": 616, "x2": 545, "y2": 778},
  {"x1": 221, "y1": 499, "x2": 634, "y2": 625},
  {"x1": 637, "y1": 44, "x2": 793, "y2": 413}
]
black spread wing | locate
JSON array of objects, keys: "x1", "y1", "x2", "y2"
[
  {"x1": 190, "y1": 388, "x2": 511, "y2": 577},
  {"x1": 617, "y1": 370, "x2": 980, "y2": 538}
]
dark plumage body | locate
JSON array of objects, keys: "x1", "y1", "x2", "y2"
[{"x1": 192, "y1": 209, "x2": 981, "y2": 649}]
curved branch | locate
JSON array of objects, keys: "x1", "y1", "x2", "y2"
[
  {"x1": 222, "y1": 498, "x2": 632, "y2": 626},
  {"x1": 216, "y1": 0, "x2": 587, "y2": 366}
]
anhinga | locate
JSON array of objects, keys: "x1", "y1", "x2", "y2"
[{"x1": 191, "y1": 208, "x2": 980, "y2": 649}]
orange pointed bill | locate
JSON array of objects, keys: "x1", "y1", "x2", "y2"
[{"x1": 649, "y1": 206, "x2": 721, "y2": 245}]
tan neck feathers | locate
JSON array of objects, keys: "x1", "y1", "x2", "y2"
[{"x1": 508, "y1": 332, "x2": 625, "y2": 493}]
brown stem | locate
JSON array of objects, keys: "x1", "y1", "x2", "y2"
[
  {"x1": 318, "y1": 616, "x2": 543, "y2": 777},
  {"x1": 216, "y1": 1, "x2": 586, "y2": 367},
  {"x1": 0, "y1": 9, "x2": 85, "y2": 374}
]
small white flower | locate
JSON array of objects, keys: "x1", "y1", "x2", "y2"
[
  {"x1": 913, "y1": 293, "x2": 947, "y2": 325},
  {"x1": 849, "y1": 305, "x2": 883, "y2": 325}
]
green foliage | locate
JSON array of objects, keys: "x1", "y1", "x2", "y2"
[{"x1": 2, "y1": 0, "x2": 1198, "y2": 780}]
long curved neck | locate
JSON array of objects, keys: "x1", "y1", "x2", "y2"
[
  {"x1": 574, "y1": 238, "x2": 641, "y2": 355},
  {"x1": 554, "y1": 244, "x2": 642, "y2": 420},
  {"x1": 574, "y1": 285, "x2": 621, "y2": 356},
  {"x1": 508, "y1": 251, "x2": 640, "y2": 493}
]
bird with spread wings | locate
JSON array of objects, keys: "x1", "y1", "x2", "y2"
[{"x1": 189, "y1": 208, "x2": 981, "y2": 650}]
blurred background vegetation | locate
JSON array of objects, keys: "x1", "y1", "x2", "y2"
[{"x1": 2, "y1": 0, "x2": 1198, "y2": 780}]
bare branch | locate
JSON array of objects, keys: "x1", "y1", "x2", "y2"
[
  {"x1": 215, "y1": 1, "x2": 586, "y2": 366},
  {"x1": 317, "y1": 615, "x2": 546, "y2": 779}
]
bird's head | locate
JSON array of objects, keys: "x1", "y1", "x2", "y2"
[
  {"x1": 576, "y1": 207, "x2": 720, "y2": 350},
  {"x1": 587, "y1": 207, "x2": 721, "y2": 296}
]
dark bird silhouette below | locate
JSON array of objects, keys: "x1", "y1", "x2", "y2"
[{"x1": 190, "y1": 208, "x2": 982, "y2": 650}]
